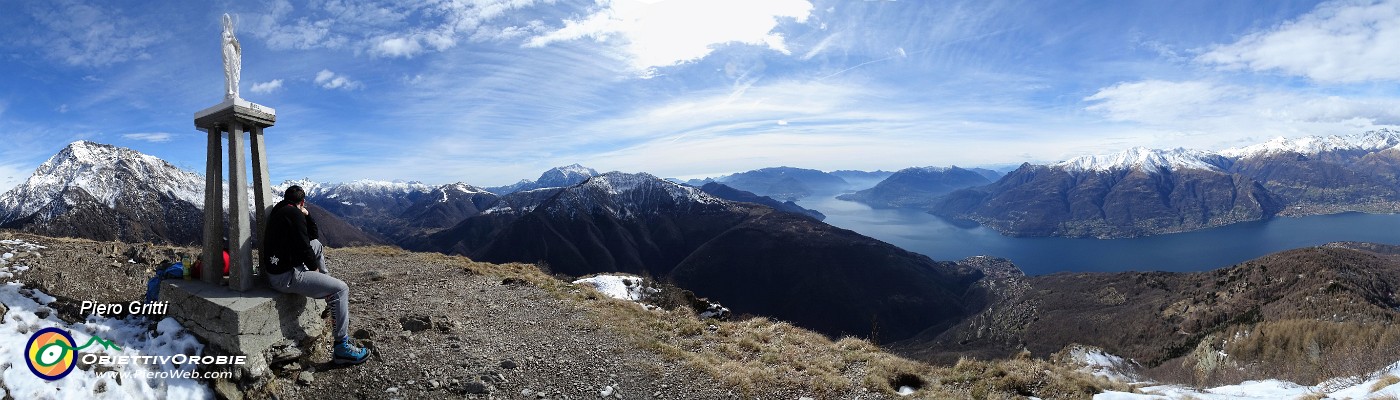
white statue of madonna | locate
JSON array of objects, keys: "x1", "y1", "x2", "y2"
[{"x1": 222, "y1": 13, "x2": 241, "y2": 100}]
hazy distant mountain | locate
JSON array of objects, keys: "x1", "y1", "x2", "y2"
[
  {"x1": 413, "y1": 172, "x2": 982, "y2": 341},
  {"x1": 486, "y1": 164, "x2": 599, "y2": 195},
  {"x1": 0, "y1": 141, "x2": 378, "y2": 246},
  {"x1": 697, "y1": 182, "x2": 825, "y2": 220},
  {"x1": 829, "y1": 170, "x2": 895, "y2": 190},
  {"x1": 837, "y1": 166, "x2": 991, "y2": 209},
  {"x1": 697, "y1": 167, "x2": 850, "y2": 200}
]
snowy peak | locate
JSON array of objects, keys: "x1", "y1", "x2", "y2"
[
  {"x1": 1219, "y1": 129, "x2": 1400, "y2": 158},
  {"x1": 0, "y1": 141, "x2": 204, "y2": 223},
  {"x1": 579, "y1": 172, "x2": 720, "y2": 203},
  {"x1": 515, "y1": 172, "x2": 731, "y2": 219},
  {"x1": 536, "y1": 164, "x2": 599, "y2": 188},
  {"x1": 1055, "y1": 147, "x2": 1227, "y2": 173}
]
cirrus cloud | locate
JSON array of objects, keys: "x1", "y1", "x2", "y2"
[{"x1": 526, "y1": 0, "x2": 813, "y2": 73}]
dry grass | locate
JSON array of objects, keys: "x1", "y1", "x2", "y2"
[
  {"x1": 1218, "y1": 319, "x2": 1400, "y2": 386},
  {"x1": 380, "y1": 248, "x2": 1136, "y2": 399},
  {"x1": 1374, "y1": 374, "x2": 1400, "y2": 393},
  {"x1": 1293, "y1": 392, "x2": 1326, "y2": 400}
]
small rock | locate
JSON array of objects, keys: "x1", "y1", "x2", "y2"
[
  {"x1": 463, "y1": 381, "x2": 488, "y2": 394},
  {"x1": 427, "y1": 379, "x2": 440, "y2": 390},
  {"x1": 213, "y1": 379, "x2": 243, "y2": 400},
  {"x1": 500, "y1": 360, "x2": 518, "y2": 370},
  {"x1": 502, "y1": 277, "x2": 529, "y2": 286},
  {"x1": 434, "y1": 320, "x2": 455, "y2": 333},
  {"x1": 368, "y1": 271, "x2": 386, "y2": 281},
  {"x1": 399, "y1": 314, "x2": 432, "y2": 332},
  {"x1": 600, "y1": 385, "x2": 615, "y2": 397},
  {"x1": 521, "y1": 389, "x2": 534, "y2": 397},
  {"x1": 386, "y1": 387, "x2": 399, "y2": 394},
  {"x1": 296, "y1": 371, "x2": 314, "y2": 385}
]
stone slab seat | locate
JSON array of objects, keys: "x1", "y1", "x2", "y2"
[{"x1": 161, "y1": 279, "x2": 324, "y2": 377}]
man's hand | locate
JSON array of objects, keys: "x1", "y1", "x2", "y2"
[{"x1": 298, "y1": 202, "x2": 309, "y2": 216}]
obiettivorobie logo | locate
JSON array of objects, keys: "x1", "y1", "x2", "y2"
[
  {"x1": 23, "y1": 326, "x2": 246, "y2": 382},
  {"x1": 24, "y1": 327, "x2": 123, "y2": 380}
]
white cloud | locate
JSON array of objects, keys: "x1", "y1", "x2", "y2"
[
  {"x1": 249, "y1": 79, "x2": 284, "y2": 94},
  {"x1": 1084, "y1": 80, "x2": 1243, "y2": 124},
  {"x1": 121, "y1": 133, "x2": 174, "y2": 143},
  {"x1": 25, "y1": 0, "x2": 161, "y2": 67},
  {"x1": 526, "y1": 0, "x2": 814, "y2": 72},
  {"x1": 1197, "y1": 0, "x2": 1400, "y2": 83},
  {"x1": 314, "y1": 69, "x2": 362, "y2": 90},
  {"x1": 56, "y1": 104, "x2": 68, "y2": 113},
  {"x1": 371, "y1": 36, "x2": 424, "y2": 58},
  {"x1": 1084, "y1": 79, "x2": 1400, "y2": 146}
]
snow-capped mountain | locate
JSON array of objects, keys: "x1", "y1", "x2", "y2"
[
  {"x1": 486, "y1": 164, "x2": 600, "y2": 195},
  {"x1": 899, "y1": 129, "x2": 1400, "y2": 238},
  {"x1": 542, "y1": 172, "x2": 732, "y2": 219},
  {"x1": 0, "y1": 141, "x2": 203, "y2": 221},
  {"x1": 0, "y1": 141, "x2": 378, "y2": 246},
  {"x1": 398, "y1": 182, "x2": 499, "y2": 230},
  {"x1": 417, "y1": 171, "x2": 982, "y2": 343},
  {"x1": 0, "y1": 141, "x2": 205, "y2": 244},
  {"x1": 1055, "y1": 147, "x2": 1229, "y2": 173},
  {"x1": 1220, "y1": 129, "x2": 1400, "y2": 158},
  {"x1": 537, "y1": 163, "x2": 599, "y2": 188},
  {"x1": 275, "y1": 178, "x2": 499, "y2": 244}
]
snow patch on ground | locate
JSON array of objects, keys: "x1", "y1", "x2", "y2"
[
  {"x1": 573, "y1": 274, "x2": 651, "y2": 301},
  {"x1": 0, "y1": 238, "x2": 212, "y2": 399},
  {"x1": 1094, "y1": 360, "x2": 1400, "y2": 400}
]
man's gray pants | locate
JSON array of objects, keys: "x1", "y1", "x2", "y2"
[{"x1": 267, "y1": 239, "x2": 350, "y2": 342}]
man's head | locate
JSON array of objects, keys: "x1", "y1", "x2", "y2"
[{"x1": 284, "y1": 185, "x2": 306, "y2": 205}]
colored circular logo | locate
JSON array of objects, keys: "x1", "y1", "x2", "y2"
[{"x1": 26, "y1": 327, "x2": 77, "y2": 380}]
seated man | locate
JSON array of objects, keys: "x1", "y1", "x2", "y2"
[{"x1": 263, "y1": 185, "x2": 370, "y2": 364}]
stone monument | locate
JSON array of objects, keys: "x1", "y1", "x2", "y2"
[
  {"x1": 195, "y1": 13, "x2": 274, "y2": 291},
  {"x1": 162, "y1": 14, "x2": 323, "y2": 381}
]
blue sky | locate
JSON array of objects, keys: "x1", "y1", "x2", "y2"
[{"x1": 3, "y1": 0, "x2": 1399, "y2": 190}]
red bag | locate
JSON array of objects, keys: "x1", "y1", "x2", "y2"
[{"x1": 192, "y1": 250, "x2": 231, "y2": 277}]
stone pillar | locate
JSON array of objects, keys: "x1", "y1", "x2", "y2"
[
  {"x1": 250, "y1": 126, "x2": 272, "y2": 275},
  {"x1": 203, "y1": 127, "x2": 225, "y2": 284},
  {"x1": 196, "y1": 98, "x2": 275, "y2": 291},
  {"x1": 227, "y1": 123, "x2": 254, "y2": 291}
]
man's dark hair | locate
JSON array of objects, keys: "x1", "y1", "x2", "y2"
[{"x1": 284, "y1": 185, "x2": 306, "y2": 204}]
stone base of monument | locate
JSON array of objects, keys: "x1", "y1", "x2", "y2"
[{"x1": 160, "y1": 279, "x2": 325, "y2": 379}]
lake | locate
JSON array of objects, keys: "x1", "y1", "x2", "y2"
[{"x1": 796, "y1": 195, "x2": 1400, "y2": 275}]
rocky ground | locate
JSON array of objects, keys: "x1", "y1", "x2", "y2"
[{"x1": 0, "y1": 231, "x2": 882, "y2": 399}]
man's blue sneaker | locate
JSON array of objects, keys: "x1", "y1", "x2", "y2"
[{"x1": 333, "y1": 339, "x2": 370, "y2": 365}]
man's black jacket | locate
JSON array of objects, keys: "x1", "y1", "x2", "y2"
[{"x1": 262, "y1": 199, "x2": 321, "y2": 274}]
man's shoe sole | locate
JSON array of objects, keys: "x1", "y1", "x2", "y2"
[{"x1": 333, "y1": 355, "x2": 369, "y2": 365}]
